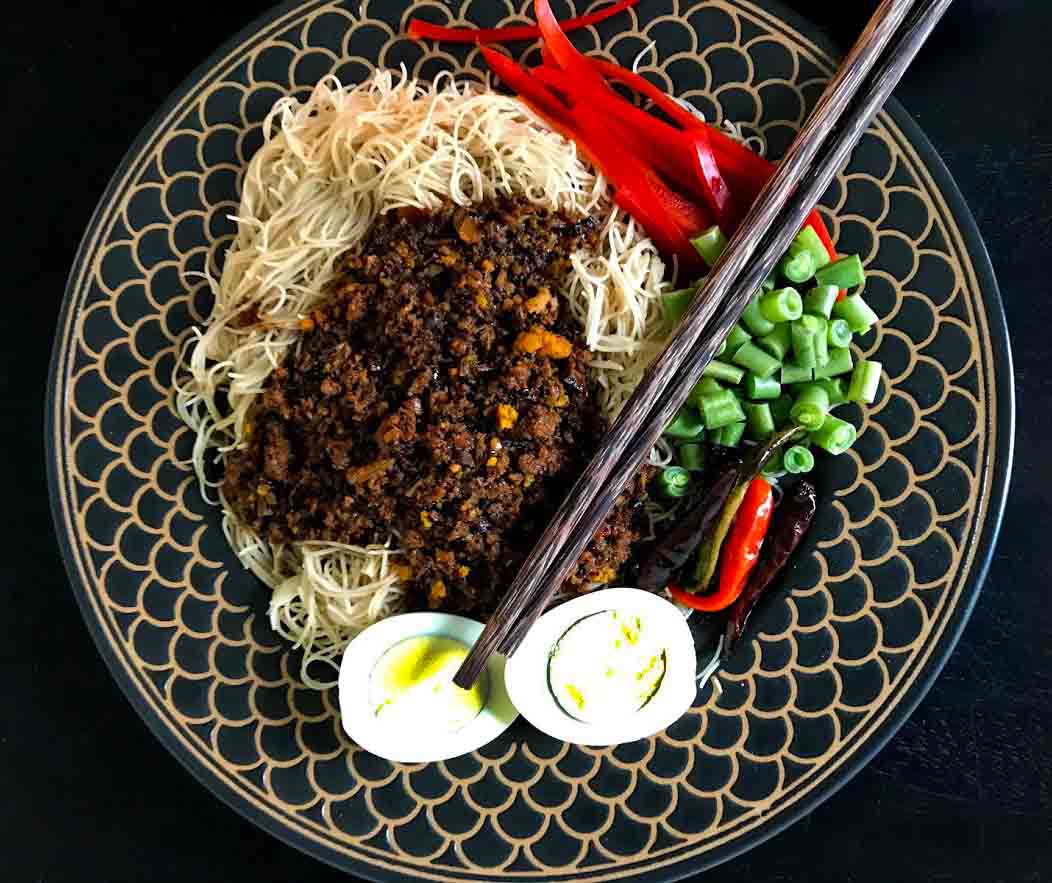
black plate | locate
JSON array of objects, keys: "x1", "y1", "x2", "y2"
[{"x1": 47, "y1": 1, "x2": 1014, "y2": 880}]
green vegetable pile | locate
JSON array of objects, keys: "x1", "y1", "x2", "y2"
[{"x1": 655, "y1": 224, "x2": 883, "y2": 498}]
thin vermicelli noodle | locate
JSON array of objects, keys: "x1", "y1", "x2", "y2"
[
  {"x1": 176, "y1": 69, "x2": 764, "y2": 688},
  {"x1": 175, "y1": 70, "x2": 678, "y2": 687}
]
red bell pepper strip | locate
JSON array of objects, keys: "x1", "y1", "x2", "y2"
[
  {"x1": 587, "y1": 59, "x2": 774, "y2": 183},
  {"x1": 667, "y1": 477, "x2": 774, "y2": 612},
  {"x1": 686, "y1": 129, "x2": 736, "y2": 230},
  {"x1": 588, "y1": 58, "x2": 713, "y2": 133},
  {"x1": 577, "y1": 64, "x2": 734, "y2": 224},
  {"x1": 408, "y1": 0, "x2": 639, "y2": 44},
  {"x1": 481, "y1": 48, "x2": 571, "y2": 125},
  {"x1": 535, "y1": 0, "x2": 608, "y2": 87},
  {"x1": 533, "y1": 64, "x2": 724, "y2": 229},
  {"x1": 615, "y1": 183, "x2": 698, "y2": 263},
  {"x1": 534, "y1": 66, "x2": 680, "y2": 153},
  {"x1": 570, "y1": 104, "x2": 701, "y2": 266},
  {"x1": 645, "y1": 169, "x2": 711, "y2": 237},
  {"x1": 588, "y1": 57, "x2": 840, "y2": 280},
  {"x1": 482, "y1": 49, "x2": 701, "y2": 268}
]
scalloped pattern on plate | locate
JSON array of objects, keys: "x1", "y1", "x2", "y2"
[{"x1": 50, "y1": 1, "x2": 1003, "y2": 879}]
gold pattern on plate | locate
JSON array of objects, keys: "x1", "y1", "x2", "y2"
[{"x1": 50, "y1": 1, "x2": 1000, "y2": 879}]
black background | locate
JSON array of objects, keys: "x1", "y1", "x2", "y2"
[{"x1": 5, "y1": 1, "x2": 1049, "y2": 880}]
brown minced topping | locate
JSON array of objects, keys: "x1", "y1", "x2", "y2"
[{"x1": 223, "y1": 197, "x2": 652, "y2": 616}]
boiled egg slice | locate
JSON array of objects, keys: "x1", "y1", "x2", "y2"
[
  {"x1": 504, "y1": 587, "x2": 697, "y2": 746},
  {"x1": 339, "y1": 612, "x2": 517, "y2": 763}
]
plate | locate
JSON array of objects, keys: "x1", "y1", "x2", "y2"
[{"x1": 46, "y1": 1, "x2": 1014, "y2": 879}]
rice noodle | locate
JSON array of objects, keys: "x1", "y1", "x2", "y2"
[{"x1": 175, "y1": 69, "x2": 673, "y2": 687}]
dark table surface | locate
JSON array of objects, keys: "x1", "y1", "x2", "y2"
[{"x1": 5, "y1": 1, "x2": 1049, "y2": 880}]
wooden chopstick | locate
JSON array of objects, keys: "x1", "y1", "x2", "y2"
[
  {"x1": 454, "y1": 0, "x2": 952, "y2": 687},
  {"x1": 457, "y1": 0, "x2": 917, "y2": 681},
  {"x1": 496, "y1": 0, "x2": 954, "y2": 658}
]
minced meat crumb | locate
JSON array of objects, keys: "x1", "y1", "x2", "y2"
[{"x1": 223, "y1": 197, "x2": 652, "y2": 616}]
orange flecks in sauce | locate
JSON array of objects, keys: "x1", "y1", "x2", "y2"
[
  {"x1": 513, "y1": 326, "x2": 572, "y2": 358},
  {"x1": 497, "y1": 404, "x2": 519, "y2": 430},
  {"x1": 525, "y1": 288, "x2": 552, "y2": 313}
]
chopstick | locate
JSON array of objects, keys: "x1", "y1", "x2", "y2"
[
  {"x1": 497, "y1": 0, "x2": 956, "y2": 657},
  {"x1": 454, "y1": 0, "x2": 953, "y2": 687}
]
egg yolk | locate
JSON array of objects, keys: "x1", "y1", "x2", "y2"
[{"x1": 369, "y1": 635, "x2": 487, "y2": 733}]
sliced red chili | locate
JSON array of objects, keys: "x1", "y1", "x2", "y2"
[
  {"x1": 408, "y1": 0, "x2": 639, "y2": 44},
  {"x1": 668, "y1": 477, "x2": 773, "y2": 613}
]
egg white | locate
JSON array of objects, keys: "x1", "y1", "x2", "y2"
[
  {"x1": 504, "y1": 588, "x2": 698, "y2": 746},
  {"x1": 338, "y1": 612, "x2": 518, "y2": 763}
]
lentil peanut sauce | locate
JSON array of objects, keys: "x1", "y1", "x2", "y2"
[{"x1": 224, "y1": 198, "x2": 652, "y2": 616}]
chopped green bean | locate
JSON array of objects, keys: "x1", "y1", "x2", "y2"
[
  {"x1": 828, "y1": 318, "x2": 853, "y2": 348},
  {"x1": 744, "y1": 401, "x2": 776, "y2": 440},
  {"x1": 760, "y1": 287, "x2": 803, "y2": 323},
  {"x1": 741, "y1": 294, "x2": 776, "y2": 337},
  {"x1": 847, "y1": 359, "x2": 883, "y2": 404},
  {"x1": 712, "y1": 421, "x2": 746, "y2": 447},
  {"x1": 692, "y1": 377, "x2": 723, "y2": 400},
  {"x1": 815, "y1": 254, "x2": 865, "y2": 289},
  {"x1": 692, "y1": 225, "x2": 728, "y2": 267},
  {"x1": 780, "y1": 362, "x2": 813, "y2": 385},
  {"x1": 679, "y1": 442, "x2": 705, "y2": 471},
  {"x1": 804, "y1": 284, "x2": 840, "y2": 319},
  {"x1": 770, "y1": 393, "x2": 794, "y2": 427},
  {"x1": 715, "y1": 339, "x2": 726, "y2": 358},
  {"x1": 658, "y1": 466, "x2": 691, "y2": 499},
  {"x1": 779, "y1": 248, "x2": 815, "y2": 284},
  {"x1": 664, "y1": 406, "x2": 706, "y2": 440},
  {"x1": 731, "y1": 341, "x2": 781, "y2": 379},
  {"x1": 761, "y1": 271, "x2": 777, "y2": 292},
  {"x1": 783, "y1": 444, "x2": 815, "y2": 474},
  {"x1": 699, "y1": 389, "x2": 746, "y2": 429},
  {"x1": 792, "y1": 226, "x2": 832, "y2": 272},
  {"x1": 744, "y1": 373, "x2": 781, "y2": 400},
  {"x1": 814, "y1": 346, "x2": 854, "y2": 378},
  {"x1": 760, "y1": 448, "x2": 785, "y2": 478},
  {"x1": 791, "y1": 314, "x2": 823, "y2": 368},
  {"x1": 662, "y1": 288, "x2": 694, "y2": 326},
  {"x1": 833, "y1": 293, "x2": 880, "y2": 334},
  {"x1": 757, "y1": 324, "x2": 792, "y2": 360},
  {"x1": 812, "y1": 315, "x2": 829, "y2": 368},
  {"x1": 703, "y1": 359, "x2": 746, "y2": 385},
  {"x1": 810, "y1": 414, "x2": 858, "y2": 455},
  {"x1": 811, "y1": 377, "x2": 847, "y2": 407},
  {"x1": 790, "y1": 384, "x2": 830, "y2": 430},
  {"x1": 724, "y1": 322, "x2": 752, "y2": 357}
]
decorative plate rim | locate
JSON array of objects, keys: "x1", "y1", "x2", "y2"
[{"x1": 45, "y1": 1, "x2": 1015, "y2": 880}]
